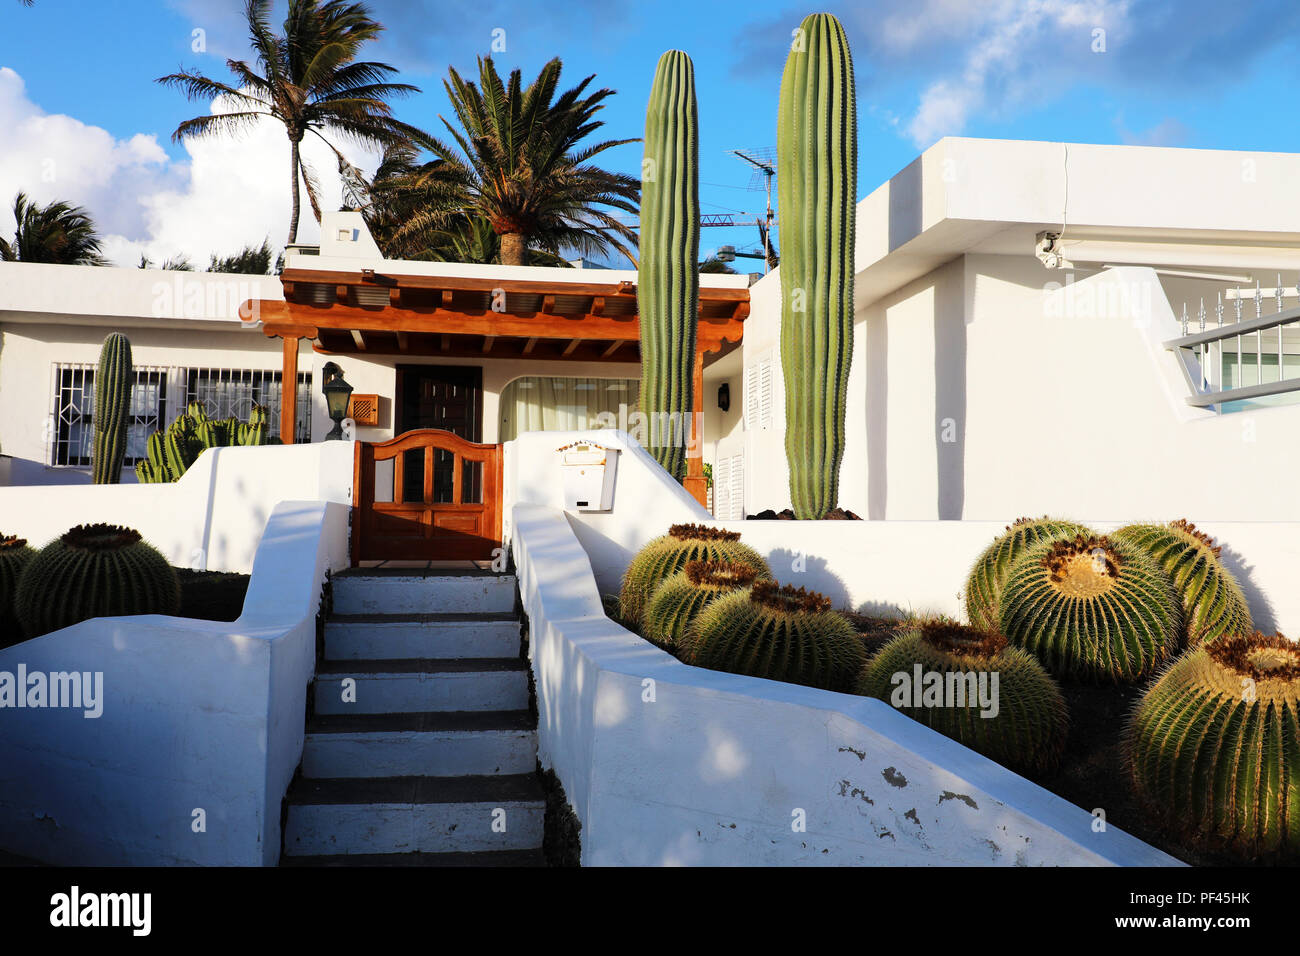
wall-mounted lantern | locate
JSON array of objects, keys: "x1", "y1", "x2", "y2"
[
  {"x1": 717, "y1": 382, "x2": 730, "y2": 412},
  {"x1": 321, "y1": 361, "x2": 354, "y2": 440}
]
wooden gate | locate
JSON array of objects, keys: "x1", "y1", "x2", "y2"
[{"x1": 352, "y1": 429, "x2": 503, "y2": 564}]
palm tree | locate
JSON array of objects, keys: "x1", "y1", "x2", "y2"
[
  {"x1": 157, "y1": 0, "x2": 421, "y2": 245},
  {"x1": 0, "y1": 192, "x2": 108, "y2": 265},
  {"x1": 392, "y1": 56, "x2": 640, "y2": 267},
  {"x1": 209, "y1": 239, "x2": 274, "y2": 274}
]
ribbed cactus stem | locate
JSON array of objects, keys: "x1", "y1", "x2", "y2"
[
  {"x1": 619, "y1": 523, "x2": 770, "y2": 630},
  {"x1": 14, "y1": 524, "x2": 180, "y2": 638},
  {"x1": 91, "y1": 333, "x2": 133, "y2": 484},
  {"x1": 637, "y1": 50, "x2": 699, "y2": 481},
  {"x1": 0, "y1": 534, "x2": 37, "y2": 646},
  {"x1": 777, "y1": 13, "x2": 857, "y2": 519}
]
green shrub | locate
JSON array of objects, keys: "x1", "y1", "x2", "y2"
[
  {"x1": 998, "y1": 534, "x2": 1182, "y2": 682},
  {"x1": 1127, "y1": 631, "x2": 1300, "y2": 861},
  {"x1": 1113, "y1": 519, "x2": 1251, "y2": 646},
  {"x1": 643, "y1": 560, "x2": 758, "y2": 649},
  {"x1": 679, "y1": 581, "x2": 865, "y2": 692},
  {"x1": 965, "y1": 516, "x2": 1092, "y2": 630},
  {"x1": 15, "y1": 524, "x2": 180, "y2": 637},
  {"x1": 857, "y1": 621, "x2": 1068, "y2": 775},
  {"x1": 619, "y1": 524, "x2": 769, "y2": 630}
]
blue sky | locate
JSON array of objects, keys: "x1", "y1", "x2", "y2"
[{"x1": 2, "y1": 0, "x2": 1299, "y2": 266}]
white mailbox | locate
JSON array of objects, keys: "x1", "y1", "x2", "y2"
[{"x1": 558, "y1": 441, "x2": 619, "y2": 512}]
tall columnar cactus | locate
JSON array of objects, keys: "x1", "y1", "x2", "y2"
[
  {"x1": 1127, "y1": 631, "x2": 1300, "y2": 861},
  {"x1": 0, "y1": 535, "x2": 37, "y2": 646},
  {"x1": 679, "y1": 581, "x2": 866, "y2": 692},
  {"x1": 965, "y1": 516, "x2": 1093, "y2": 630},
  {"x1": 1114, "y1": 519, "x2": 1252, "y2": 646},
  {"x1": 637, "y1": 50, "x2": 699, "y2": 481},
  {"x1": 998, "y1": 534, "x2": 1183, "y2": 682},
  {"x1": 619, "y1": 523, "x2": 770, "y2": 630},
  {"x1": 91, "y1": 333, "x2": 133, "y2": 484},
  {"x1": 857, "y1": 621, "x2": 1069, "y2": 776},
  {"x1": 777, "y1": 13, "x2": 857, "y2": 519},
  {"x1": 643, "y1": 560, "x2": 759, "y2": 649},
  {"x1": 14, "y1": 524, "x2": 180, "y2": 638}
]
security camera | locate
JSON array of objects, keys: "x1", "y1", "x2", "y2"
[{"x1": 1035, "y1": 231, "x2": 1073, "y2": 270}]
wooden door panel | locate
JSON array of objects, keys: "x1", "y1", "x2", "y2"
[{"x1": 352, "y1": 429, "x2": 502, "y2": 564}]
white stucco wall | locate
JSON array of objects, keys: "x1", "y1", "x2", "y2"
[
  {"x1": 0, "y1": 498, "x2": 349, "y2": 865},
  {"x1": 745, "y1": 255, "x2": 1300, "y2": 522},
  {"x1": 0, "y1": 440, "x2": 354, "y2": 571}
]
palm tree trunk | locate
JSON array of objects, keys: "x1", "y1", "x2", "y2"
[
  {"x1": 499, "y1": 232, "x2": 526, "y2": 266},
  {"x1": 288, "y1": 138, "x2": 301, "y2": 245}
]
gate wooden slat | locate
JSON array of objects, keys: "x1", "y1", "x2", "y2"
[{"x1": 351, "y1": 429, "x2": 503, "y2": 564}]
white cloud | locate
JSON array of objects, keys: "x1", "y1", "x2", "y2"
[
  {"x1": 0, "y1": 67, "x2": 380, "y2": 268},
  {"x1": 889, "y1": 0, "x2": 1131, "y2": 148}
]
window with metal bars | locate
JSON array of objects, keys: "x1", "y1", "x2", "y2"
[{"x1": 50, "y1": 364, "x2": 313, "y2": 468}]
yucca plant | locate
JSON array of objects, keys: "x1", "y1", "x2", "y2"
[
  {"x1": 618, "y1": 523, "x2": 769, "y2": 629},
  {"x1": 1127, "y1": 631, "x2": 1300, "y2": 861},
  {"x1": 998, "y1": 534, "x2": 1182, "y2": 682},
  {"x1": 0, "y1": 535, "x2": 36, "y2": 646},
  {"x1": 679, "y1": 581, "x2": 866, "y2": 692},
  {"x1": 642, "y1": 560, "x2": 758, "y2": 649},
  {"x1": 965, "y1": 516, "x2": 1092, "y2": 630},
  {"x1": 1114, "y1": 519, "x2": 1251, "y2": 647},
  {"x1": 15, "y1": 524, "x2": 181, "y2": 638},
  {"x1": 858, "y1": 620, "x2": 1068, "y2": 775}
]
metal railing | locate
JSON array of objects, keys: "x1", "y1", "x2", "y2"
[{"x1": 1164, "y1": 276, "x2": 1300, "y2": 411}]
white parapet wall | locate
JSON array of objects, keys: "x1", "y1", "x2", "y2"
[
  {"x1": 512, "y1": 502, "x2": 1180, "y2": 866},
  {"x1": 0, "y1": 499, "x2": 349, "y2": 865},
  {"x1": 0, "y1": 441, "x2": 356, "y2": 864},
  {"x1": 505, "y1": 429, "x2": 1300, "y2": 635},
  {"x1": 0, "y1": 440, "x2": 355, "y2": 572}
]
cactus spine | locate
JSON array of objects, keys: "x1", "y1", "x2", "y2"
[
  {"x1": 637, "y1": 50, "x2": 699, "y2": 481},
  {"x1": 998, "y1": 534, "x2": 1183, "y2": 682},
  {"x1": 858, "y1": 621, "x2": 1069, "y2": 776},
  {"x1": 619, "y1": 523, "x2": 770, "y2": 630},
  {"x1": 0, "y1": 535, "x2": 36, "y2": 645},
  {"x1": 91, "y1": 333, "x2": 133, "y2": 484},
  {"x1": 679, "y1": 581, "x2": 866, "y2": 692},
  {"x1": 643, "y1": 560, "x2": 758, "y2": 649},
  {"x1": 965, "y1": 516, "x2": 1093, "y2": 630},
  {"x1": 777, "y1": 13, "x2": 857, "y2": 519},
  {"x1": 1114, "y1": 519, "x2": 1252, "y2": 646},
  {"x1": 15, "y1": 524, "x2": 180, "y2": 638},
  {"x1": 1127, "y1": 631, "x2": 1300, "y2": 860}
]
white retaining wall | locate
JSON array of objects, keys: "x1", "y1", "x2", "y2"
[
  {"x1": 0, "y1": 499, "x2": 349, "y2": 865},
  {"x1": 0, "y1": 441, "x2": 355, "y2": 572},
  {"x1": 506, "y1": 429, "x2": 1300, "y2": 636},
  {"x1": 512, "y1": 502, "x2": 1180, "y2": 866}
]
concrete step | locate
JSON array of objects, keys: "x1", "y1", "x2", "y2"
[
  {"x1": 331, "y1": 572, "x2": 516, "y2": 616},
  {"x1": 312, "y1": 659, "x2": 530, "y2": 714},
  {"x1": 324, "y1": 613, "x2": 521, "y2": 661},
  {"x1": 281, "y1": 849, "x2": 545, "y2": 867},
  {"x1": 302, "y1": 710, "x2": 537, "y2": 778},
  {"x1": 283, "y1": 774, "x2": 544, "y2": 856}
]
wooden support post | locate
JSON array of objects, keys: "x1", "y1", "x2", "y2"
[
  {"x1": 281, "y1": 335, "x2": 299, "y2": 444},
  {"x1": 683, "y1": 348, "x2": 708, "y2": 508}
]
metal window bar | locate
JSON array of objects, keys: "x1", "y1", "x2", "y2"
[
  {"x1": 1166, "y1": 278, "x2": 1300, "y2": 411},
  {"x1": 50, "y1": 363, "x2": 313, "y2": 467}
]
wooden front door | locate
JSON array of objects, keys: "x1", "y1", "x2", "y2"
[
  {"x1": 397, "y1": 365, "x2": 482, "y2": 505},
  {"x1": 352, "y1": 429, "x2": 503, "y2": 563}
]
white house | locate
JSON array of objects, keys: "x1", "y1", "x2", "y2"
[{"x1": 2, "y1": 137, "x2": 1298, "y2": 868}]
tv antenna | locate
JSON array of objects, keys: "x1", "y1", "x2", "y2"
[{"x1": 730, "y1": 148, "x2": 777, "y2": 272}]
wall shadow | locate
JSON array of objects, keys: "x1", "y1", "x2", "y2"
[{"x1": 934, "y1": 262, "x2": 967, "y2": 519}]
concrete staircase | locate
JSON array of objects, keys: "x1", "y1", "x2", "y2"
[{"x1": 281, "y1": 569, "x2": 545, "y2": 866}]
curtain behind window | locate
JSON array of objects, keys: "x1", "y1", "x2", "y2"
[{"x1": 499, "y1": 377, "x2": 639, "y2": 442}]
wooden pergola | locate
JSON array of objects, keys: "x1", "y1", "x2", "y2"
[{"x1": 242, "y1": 268, "x2": 750, "y2": 505}]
